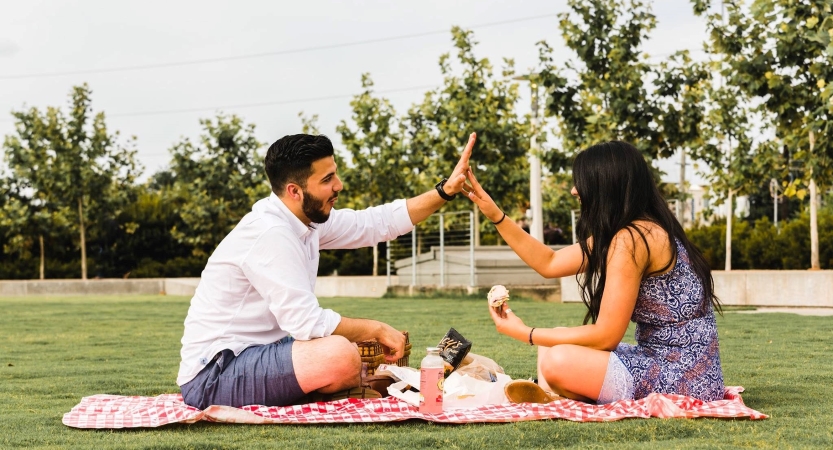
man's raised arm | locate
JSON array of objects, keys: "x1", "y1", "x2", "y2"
[{"x1": 405, "y1": 132, "x2": 476, "y2": 225}]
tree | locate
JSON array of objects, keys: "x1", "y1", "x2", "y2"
[
  {"x1": 167, "y1": 114, "x2": 271, "y2": 258},
  {"x1": 336, "y1": 74, "x2": 416, "y2": 274},
  {"x1": 112, "y1": 185, "x2": 202, "y2": 278},
  {"x1": 338, "y1": 75, "x2": 417, "y2": 205},
  {"x1": 695, "y1": 81, "x2": 781, "y2": 270},
  {"x1": 3, "y1": 110, "x2": 70, "y2": 279},
  {"x1": 0, "y1": 190, "x2": 72, "y2": 279},
  {"x1": 538, "y1": 0, "x2": 663, "y2": 165},
  {"x1": 3, "y1": 84, "x2": 139, "y2": 279},
  {"x1": 405, "y1": 27, "x2": 531, "y2": 244},
  {"x1": 653, "y1": 51, "x2": 711, "y2": 227},
  {"x1": 541, "y1": 171, "x2": 580, "y2": 244},
  {"x1": 0, "y1": 153, "x2": 67, "y2": 280},
  {"x1": 699, "y1": 0, "x2": 833, "y2": 269}
]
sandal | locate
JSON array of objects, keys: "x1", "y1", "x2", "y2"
[
  {"x1": 504, "y1": 380, "x2": 563, "y2": 404},
  {"x1": 361, "y1": 374, "x2": 396, "y2": 397}
]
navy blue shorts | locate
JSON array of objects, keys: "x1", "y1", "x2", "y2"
[{"x1": 180, "y1": 336, "x2": 304, "y2": 409}]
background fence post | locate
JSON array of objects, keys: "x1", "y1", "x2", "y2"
[
  {"x1": 386, "y1": 240, "x2": 391, "y2": 286},
  {"x1": 571, "y1": 210, "x2": 578, "y2": 244},
  {"x1": 411, "y1": 226, "x2": 416, "y2": 287},
  {"x1": 469, "y1": 211, "x2": 475, "y2": 288},
  {"x1": 439, "y1": 214, "x2": 445, "y2": 288}
]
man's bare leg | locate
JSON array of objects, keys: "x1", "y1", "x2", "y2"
[{"x1": 292, "y1": 335, "x2": 361, "y2": 394}]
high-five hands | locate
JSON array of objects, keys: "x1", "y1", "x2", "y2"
[
  {"x1": 442, "y1": 132, "x2": 477, "y2": 195},
  {"x1": 462, "y1": 168, "x2": 504, "y2": 223}
]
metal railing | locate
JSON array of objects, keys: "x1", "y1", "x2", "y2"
[{"x1": 386, "y1": 211, "x2": 475, "y2": 287}]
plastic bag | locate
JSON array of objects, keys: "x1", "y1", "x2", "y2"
[
  {"x1": 454, "y1": 353, "x2": 505, "y2": 382},
  {"x1": 379, "y1": 355, "x2": 511, "y2": 409}
]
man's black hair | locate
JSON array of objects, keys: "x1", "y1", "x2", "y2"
[{"x1": 264, "y1": 134, "x2": 335, "y2": 194}]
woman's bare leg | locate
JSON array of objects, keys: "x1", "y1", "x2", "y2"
[
  {"x1": 537, "y1": 345, "x2": 554, "y2": 392},
  {"x1": 538, "y1": 344, "x2": 611, "y2": 402}
]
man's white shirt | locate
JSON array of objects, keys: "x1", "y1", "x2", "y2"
[{"x1": 177, "y1": 193, "x2": 413, "y2": 386}]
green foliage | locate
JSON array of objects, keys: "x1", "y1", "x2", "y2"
[
  {"x1": 2, "y1": 84, "x2": 140, "y2": 279},
  {"x1": 653, "y1": 51, "x2": 711, "y2": 158},
  {"x1": 697, "y1": 83, "x2": 781, "y2": 204},
  {"x1": 107, "y1": 188, "x2": 205, "y2": 278},
  {"x1": 167, "y1": 114, "x2": 271, "y2": 258},
  {"x1": 538, "y1": 0, "x2": 661, "y2": 162},
  {"x1": 697, "y1": 0, "x2": 833, "y2": 269},
  {"x1": 337, "y1": 74, "x2": 416, "y2": 207},
  {"x1": 703, "y1": 0, "x2": 833, "y2": 192},
  {"x1": 541, "y1": 171, "x2": 580, "y2": 243},
  {"x1": 130, "y1": 256, "x2": 206, "y2": 278},
  {"x1": 317, "y1": 247, "x2": 382, "y2": 276},
  {"x1": 739, "y1": 217, "x2": 786, "y2": 269},
  {"x1": 407, "y1": 27, "x2": 531, "y2": 216},
  {"x1": 690, "y1": 0, "x2": 712, "y2": 15},
  {"x1": 688, "y1": 211, "x2": 833, "y2": 270},
  {"x1": 688, "y1": 219, "x2": 750, "y2": 269},
  {"x1": 4, "y1": 7, "x2": 833, "y2": 279}
]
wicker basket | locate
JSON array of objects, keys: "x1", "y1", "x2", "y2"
[{"x1": 357, "y1": 331, "x2": 411, "y2": 376}]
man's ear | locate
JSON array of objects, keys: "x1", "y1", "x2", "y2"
[{"x1": 285, "y1": 183, "x2": 303, "y2": 201}]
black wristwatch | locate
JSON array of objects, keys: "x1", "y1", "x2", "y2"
[{"x1": 435, "y1": 178, "x2": 457, "y2": 201}]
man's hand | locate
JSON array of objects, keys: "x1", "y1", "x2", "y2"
[
  {"x1": 442, "y1": 132, "x2": 476, "y2": 196},
  {"x1": 404, "y1": 131, "x2": 476, "y2": 225},
  {"x1": 333, "y1": 318, "x2": 406, "y2": 362},
  {"x1": 376, "y1": 322, "x2": 407, "y2": 362}
]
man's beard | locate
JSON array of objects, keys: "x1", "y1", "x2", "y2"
[{"x1": 302, "y1": 189, "x2": 336, "y2": 224}]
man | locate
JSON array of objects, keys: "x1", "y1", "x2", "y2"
[{"x1": 178, "y1": 132, "x2": 475, "y2": 409}]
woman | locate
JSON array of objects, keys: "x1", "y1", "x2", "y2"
[{"x1": 463, "y1": 141, "x2": 724, "y2": 404}]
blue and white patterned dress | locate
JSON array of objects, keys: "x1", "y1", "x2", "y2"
[{"x1": 613, "y1": 238, "x2": 725, "y2": 401}]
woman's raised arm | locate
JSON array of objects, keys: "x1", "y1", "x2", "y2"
[{"x1": 463, "y1": 168, "x2": 584, "y2": 278}]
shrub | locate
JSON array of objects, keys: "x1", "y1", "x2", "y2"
[
  {"x1": 687, "y1": 219, "x2": 749, "y2": 270},
  {"x1": 687, "y1": 211, "x2": 832, "y2": 270}
]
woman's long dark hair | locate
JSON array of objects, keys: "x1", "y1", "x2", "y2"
[{"x1": 573, "y1": 141, "x2": 721, "y2": 324}]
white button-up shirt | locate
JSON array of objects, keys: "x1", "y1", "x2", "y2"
[{"x1": 177, "y1": 193, "x2": 414, "y2": 386}]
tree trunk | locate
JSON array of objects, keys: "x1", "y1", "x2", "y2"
[
  {"x1": 373, "y1": 245, "x2": 379, "y2": 277},
  {"x1": 809, "y1": 131, "x2": 819, "y2": 270},
  {"x1": 78, "y1": 198, "x2": 87, "y2": 280},
  {"x1": 39, "y1": 235, "x2": 45, "y2": 280},
  {"x1": 809, "y1": 178, "x2": 820, "y2": 270},
  {"x1": 725, "y1": 190, "x2": 732, "y2": 271}
]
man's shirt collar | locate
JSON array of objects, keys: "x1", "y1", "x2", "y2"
[{"x1": 268, "y1": 192, "x2": 314, "y2": 239}]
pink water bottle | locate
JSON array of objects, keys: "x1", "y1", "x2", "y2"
[{"x1": 419, "y1": 347, "x2": 444, "y2": 414}]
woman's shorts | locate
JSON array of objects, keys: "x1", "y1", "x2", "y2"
[
  {"x1": 597, "y1": 352, "x2": 635, "y2": 405},
  {"x1": 180, "y1": 336, "x2": 304, "y2": 409}
]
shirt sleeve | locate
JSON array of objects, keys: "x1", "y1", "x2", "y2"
[
  {"x1": 318, "y1": 198, "x2": 414, "y2": 250},
  {"x1": 241, "y1": 226, "x2": 341, "y2": 341}
]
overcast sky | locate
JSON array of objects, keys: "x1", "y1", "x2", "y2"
[{"x1": 0, "y1": 0, "x2": 714, "y2": 183}]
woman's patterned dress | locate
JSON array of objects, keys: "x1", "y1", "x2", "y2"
[{"x1": 613, "y1": 238, "x2": 725, "y2": 401}]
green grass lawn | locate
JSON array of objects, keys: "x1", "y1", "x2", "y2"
[{"x1": 1, "y1": 294, "x2": 831, "y2": 449}]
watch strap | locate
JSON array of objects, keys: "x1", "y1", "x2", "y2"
[{"x1": 435, "y1": 178, "x2": 456, "y2": 201}]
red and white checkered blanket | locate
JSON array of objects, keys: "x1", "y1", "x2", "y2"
[{"x1": 62, "y1": 386, "x2": 766, "y2": 428}]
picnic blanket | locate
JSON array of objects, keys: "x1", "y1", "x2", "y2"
[{"x1": 62, "y1": 386, "x2": 766, "y2": 428}]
